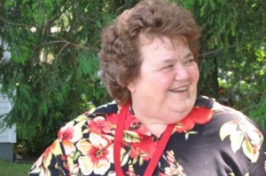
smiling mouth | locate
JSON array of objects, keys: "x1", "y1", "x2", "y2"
[{"x1": 170, "y1": 86, "x2": 188, "y2": 93}]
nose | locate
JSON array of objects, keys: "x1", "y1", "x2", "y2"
[{"x1": 174, "y1": 64, "x2": 190, "y2": 81}]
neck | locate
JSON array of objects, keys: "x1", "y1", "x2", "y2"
[
  {"x1": 141, "y1": 121, "x2": 168, "y2": 138},
  {"x1": 130, "y1": 101, "x2": 188, "y2": 137},
  {"x1": 131, "y1": 106, "x2": 185, "y2": 138},
  {"x1": 131, "y1": 107, "x2": 169, "y2": 137},
  {"x1": 130, "y1": 101, "x2": 168, "y2": 138}
]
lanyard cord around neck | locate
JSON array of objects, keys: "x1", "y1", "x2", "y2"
[{"x1": 114, "y1": 102, "x2": 176, "y2": 176}]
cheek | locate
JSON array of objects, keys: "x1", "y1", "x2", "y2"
[
  {"x1": 155, "y1": 73, "x2": 174, "y2": 89},
  {"x1": 191, "y1": 65, "x2": 200, "y2": 82}
]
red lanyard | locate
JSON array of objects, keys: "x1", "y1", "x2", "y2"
[{"x1": 114, "y1": 102, "x2": 176, "y2": 176}]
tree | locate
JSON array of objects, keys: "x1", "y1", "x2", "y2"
[
  {"x1": 0, "y1": 0, "x2": 140, "y2": 155},
  {"x1": 0, "y1": 0, "x2": 265, "y2": 156}
]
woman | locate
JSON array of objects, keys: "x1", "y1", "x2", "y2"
[{"x1": 29, "y1": 0, "x2": 266, "y2": 176}]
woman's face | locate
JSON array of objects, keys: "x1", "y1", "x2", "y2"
[{"x1": 128, "y1": 36, "x2": 199, "y2": 124}]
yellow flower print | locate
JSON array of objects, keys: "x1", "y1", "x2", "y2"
[{"x1": 220, "y1": 114, "x2": 264, "y2": 163}]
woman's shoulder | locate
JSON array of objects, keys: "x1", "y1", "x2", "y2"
[
  {"x1": 83, "y1": 100, "x2": 119, "y2": 118},
  {"x1": 196, "y1": 96, "x2": 265, "y2": 164},
  {"x1": 66, "y1": 100, "x2": 119, "y2": 124},
  {"x1": 196, "y1": 96, "x2": 263, "y2": 134},
  {"x1": 196, "y1": 95, "x2": 256, "y2": 124},
  {"x1": 28, "y1": 101, "x2": 120, "y2": 176},
  {"x1": 57, "y1": 101, "x2": 119, "y2": 141}
]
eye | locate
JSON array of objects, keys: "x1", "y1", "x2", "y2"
[
  {"x1": 162, "y1": 64, "x2": 174, "y2": 70},
  {"x1": 184, "y1": 58, "x2": 195, "y2": 65}
]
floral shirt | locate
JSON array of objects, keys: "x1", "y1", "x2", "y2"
[{"x1": 28, "y1": 96, "x2": 266, "y2": 176}]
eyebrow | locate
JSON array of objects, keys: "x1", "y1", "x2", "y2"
[{"x1": 159, "y1": 52, "x2": 193, "y2": 65}]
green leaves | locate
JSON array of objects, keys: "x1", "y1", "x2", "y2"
[
  {"x1": 0, "y1": 0, "x2": 120, "y2": 156},
  {"x1": 77, "y1": 50, "x2": 99, "y2": 81}
]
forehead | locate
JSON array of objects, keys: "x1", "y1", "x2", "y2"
[
  {"x1": 138, "y1": 35, "x2": 192, "y2": 69},
  {"x1": 138, "y1": 34, "x2": 187, "y2": 50}
]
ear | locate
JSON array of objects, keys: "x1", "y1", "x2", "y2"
[{"x1": 127, "y1": 81, "x2": 136, "y2": 94}]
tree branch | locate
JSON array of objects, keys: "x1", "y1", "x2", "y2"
[
  {"x1": 33, "y1": 37, "x2": 99, "y2": 52},
  {"x1": 0, "y1": 17, "x2": 30, "y2": 27},
  {"x1": 58, "y1": 42, "x2": 70, "y2": 56},
  {"x1": 33, "y1": 40, "x2": 68, "y2": 50},
  {"x1": 198, "y1": 45, "x2": 236, "y2": 58}
]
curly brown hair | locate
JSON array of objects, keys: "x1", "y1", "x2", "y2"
[{"x1": 99, "y1": 0, "x2": 200, "y2": 105}]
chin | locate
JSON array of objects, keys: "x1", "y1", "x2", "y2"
[
  {"x1": 170, "y1": 104, "x2": 190, "y2": 113},
  {"x1": 172, "y1": 100, "x2": 195, "y2": 113}
]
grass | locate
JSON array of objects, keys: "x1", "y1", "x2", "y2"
[{"x1": 0, "y1": 160, "x2": 32, "y2": 176}]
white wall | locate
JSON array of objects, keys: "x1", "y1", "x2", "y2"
[
  {"x1": 0, "y1": 39, "x2": 16, "y2": 143},
  {"x1": 0, "y1": 38, "x2": 11, "y2": 61},
  {"x1": 0, "y1": 93, "x2": 16, "y2": 143}
]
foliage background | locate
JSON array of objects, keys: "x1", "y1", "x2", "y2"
[{"x1": 0, "y1": 0, "x2": 265, "y2": 157}]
